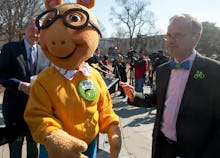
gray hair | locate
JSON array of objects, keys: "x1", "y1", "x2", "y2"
[
  {"x1": 23, "y1": 18, "x2": 36, "y2": 29},
  {"x1": 169, "y1": 14, "x2": 203, "y2": 35},
  {"x1": 118, "y1": 54, "x2": 123, "y2": 61}
]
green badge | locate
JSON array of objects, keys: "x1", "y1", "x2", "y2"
[{"x1": 78, "y1": 80, "x2": 98, "y2": 101}]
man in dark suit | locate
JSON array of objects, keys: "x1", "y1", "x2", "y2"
[
  {"x1": 0, "y1": 19, "x2": 50, "y2": 158},
  {"x1": 120, "y1": 14, "x2": 220, "y2": 158}
]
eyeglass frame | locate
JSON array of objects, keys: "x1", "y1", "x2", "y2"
[
  {"x1": 165, "y1": 32, "x2": 192, "y2": 41},
  {"x1": 35, "y1": 7, "x2": 102, "y2": 38}
]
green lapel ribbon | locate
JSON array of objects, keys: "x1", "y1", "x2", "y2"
[{"x1": 193, "y1": 70, "x2": 205, "y2": 79}]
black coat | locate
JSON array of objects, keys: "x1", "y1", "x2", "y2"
[
  {"x1": 131, "y1": 53, "x2": 220, "y2": 158},
  {"x1": 0, "y1": 40, "x2": 50, "y2": 145},
  {"x1": 113, "y1": 62, "x2": 127, "y2": 82}
]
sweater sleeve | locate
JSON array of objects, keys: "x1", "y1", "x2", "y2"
[
  {"x1": 24, "y1": 78, "x2": 62, "y2": 144},
  {"x1": 94, "y1": 71, "x2": 120, "y2": 133}
]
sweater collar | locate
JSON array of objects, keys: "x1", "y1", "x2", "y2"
[{"x1": 55, "y1": 62, "x2": 92, "y2": 80}]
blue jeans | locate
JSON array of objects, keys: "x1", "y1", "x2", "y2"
[
  {"x1": 83, "y1": 136, "x2": 97, "y2": 158},
  {"x1": 39, "y1": 144, "x2": 48, "y2": 158},
  {"x1": 135, "y1": 78, "x2": 145, "y2": 93}
]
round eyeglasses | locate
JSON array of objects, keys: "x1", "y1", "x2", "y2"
[{"x1": 35, "y1": 7, "x2": 102, "y2": 38}]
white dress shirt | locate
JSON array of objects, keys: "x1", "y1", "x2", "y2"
[{"x1": 161, "y1": 50, "x2": 196, "y2": 141}]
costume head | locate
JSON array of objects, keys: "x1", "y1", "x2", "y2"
[{"x1": 35, "y1": 0, "x2": 101, "y2": 70}]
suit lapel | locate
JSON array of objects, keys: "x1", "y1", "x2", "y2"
[
  {"x1": 178, "y1": 53, "x2": 207, "y2": 114},
  {"x1": 35, "y1": 45, "x2": 41, "y2": 73},
  {"x1": 156, "y1": 63, "x2": 171, "y2": 116},
  {"x1": 158, "y1": 64, "x2": 171, "y2": 98},
  {"x1": 18, "y1": 41, "x2": 30, "y2": 73}
]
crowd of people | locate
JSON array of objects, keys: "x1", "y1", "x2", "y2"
[
  {"x1": 0, "y1": 7, "x2": 220, "y2": 158},
  {"x1": 87, "y1": 47, "x2": 170, "y2": 90},
  {"x1": 86, "y1": 48, "x2": 168, "y2": 98}
]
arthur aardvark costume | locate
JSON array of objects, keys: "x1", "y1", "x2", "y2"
[{"x1": 24, "y1": 0, "x2": 121, "y2": 158}]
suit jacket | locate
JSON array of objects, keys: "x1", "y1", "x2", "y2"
[
  {"x1": 132, "y1": 53, "x2": 220, "y2": 158},
  {"x1": 0, "y1": 40, "x2": 50, "y2": 133}
]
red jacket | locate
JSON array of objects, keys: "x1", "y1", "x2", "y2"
[{"x1": 130, "y1": 57, "x2": 148, "y2": 79}]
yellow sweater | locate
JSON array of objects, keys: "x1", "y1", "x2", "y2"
[{"x1": 24, "y1": 66, "x2": 119, "y2": 144}]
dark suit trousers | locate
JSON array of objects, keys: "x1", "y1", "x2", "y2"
[
  {"x1": 154, "y1": 131, "x2": 177, "y2": 158},
  {"x1": 9, "y1": 129, "x2": 38, "y2": 158}
]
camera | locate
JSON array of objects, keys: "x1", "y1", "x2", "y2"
[
  {"x1": 126, "y1": 50, "x2": 138, "y2": 63},
  {"x1": 127, "y1": 50, "x2": 136, "y2": 58}
]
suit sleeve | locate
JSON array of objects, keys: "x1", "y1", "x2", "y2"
[
  {"x1": 128, "y1": 92, "x2": 156, "y2": 108},
  {"x1": 0, "y1": 43, "x2": 21, "y2": 90}
]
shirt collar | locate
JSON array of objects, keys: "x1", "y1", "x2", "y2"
[
  {"x1": 55, "y1": 62, "x2": 92, "y2": 80},
  {"x1": 24, "y1": 39, "x2": 37, "y2": 52}
]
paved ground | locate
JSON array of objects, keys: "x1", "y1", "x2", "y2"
[{"x1": 0, "y1": 85, "x2": 155, "y2": 158}]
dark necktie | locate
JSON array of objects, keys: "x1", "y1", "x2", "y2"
[
  {"x1": 170, "y1": 60, "x2": 190, "y2": 70},
  {"x1": 29, "y1": 47, "x2": 36, "y2": 75}
]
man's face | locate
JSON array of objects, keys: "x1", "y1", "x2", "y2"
[
  {"x1": 24, "y1": 21, "x2": 40, "y2": 46},
  {"x1": 166, "y1": 19, "x2": 195, "y2": 60}
]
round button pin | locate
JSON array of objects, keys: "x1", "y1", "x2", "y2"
[{"x1": 78, "y1": 80, "x2": 98, "y2": 101}]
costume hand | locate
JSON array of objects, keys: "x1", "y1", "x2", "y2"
[
  {"x1": 45, "y1": 130, "x2": 88, "y2": 158},
  {"x1": 108, "y1": 124, "x2": 121, "y2": 158},
  {"x1": 20, "y1": 82, "x2": 32, "y2": 95},
  {"x1": 119, "y1": 81, "x2": 135, "y2": 102}
]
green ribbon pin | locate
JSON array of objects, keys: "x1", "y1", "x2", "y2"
[
  {"x1": 78, "y1": 80, "x2": 98, "y2": 101},
  {"x1": 193, "y1": 70, "x2": 205, "y2": 79}
]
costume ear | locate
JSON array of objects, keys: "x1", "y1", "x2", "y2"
[
  {"x1": 77, "y1": 0, "x2": 95, "y2": 9},
  {"x1": 45, "y1": 0, "x2": 63, "y2": 9}
]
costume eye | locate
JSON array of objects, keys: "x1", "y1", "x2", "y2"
[
  {"x1": 70, "y1": 14, "x2": 81, "y2": 22},
  {"x1": 63, "y1": 9, "x2": 89, "y2": 29}
]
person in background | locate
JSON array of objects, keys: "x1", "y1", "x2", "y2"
[
  {"x1": 86, "y1": 48, "x2": 101, "y2": 65},
  {"x1": 0, "y1": 19, "x2": 50, "y2": 158},
  {"x1": 149, "y1": 50, "x2": 169, "y2": 89},
  {"x1": 113, "y1": 54, "x2": 127, "y2": 98},
  {"x1": 102, "y1": 55, "x2": 109, "y2": 72},
  {"x1": 87, "y1": 48, "x2": 110, "y2": 77},
  {"x1": 120, "y1": 13, "x2": 220, "y2": 158},
  {"x1": 153, "y1": 50, "x2": 169, "y2": 68},
  {"x1": 130, "y1": 50, "x2": 148, "y2": 93}
]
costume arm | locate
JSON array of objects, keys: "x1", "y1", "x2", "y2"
[
  {"x1": 95, "y1": 72, "x2": 119, "y2": 133},
  {"x1": 24, "y1": 78, "x2": 62, "y2": 143},
  {"x1": 95, "y1": 72, "x2": 121, "y2": 157},
  {"x1": 98, "y1": 84, "x2": 119, "y2": 133}
]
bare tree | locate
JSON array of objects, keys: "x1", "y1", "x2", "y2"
[
  {"x1": 110, "y1": 0, "x2": 156, "y2": 50},
  {"x1": 115, "y1": 27, "x2": 127, "y2": 39},
  {"x1": 197, "y1": 22, "x2": 220, "y2": 56},
  {"x1": 0, "y1": 0, "x2": 44, "y2": 43}
]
